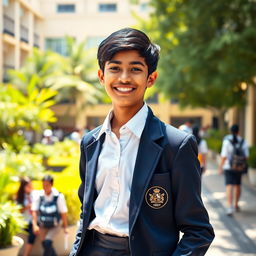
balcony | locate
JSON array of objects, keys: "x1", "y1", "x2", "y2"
[
  {"x1": 3, "y1": 15, "x2": 15, "y2": 36},
  {"x1": 20, "y1": 25, "x2": 29, "y2": 43}
]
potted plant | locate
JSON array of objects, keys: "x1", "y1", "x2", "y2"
[
  {"x1": 0, "y1": 201, "x2": 26, "y2": 256},
  {"x1": 248, "y1": 146, "x2": 256, "y2": 186}
]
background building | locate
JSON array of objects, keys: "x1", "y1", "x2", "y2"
[
  {"x1": 0, "y1": 0, "x2": 43, "y2": 81},
  {"x1": 1, "y1": 0, "x2": 255, "y2": 145}
]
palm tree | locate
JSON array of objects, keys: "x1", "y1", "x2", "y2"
[{"x1": 0, "y1": 78, "x2": 57, "y2": 151}]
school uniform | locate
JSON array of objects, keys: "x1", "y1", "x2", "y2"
[{"x1": 69, "y1": 105, "x2": 214, "y2": 256}]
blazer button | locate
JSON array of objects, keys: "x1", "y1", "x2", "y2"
[{"x1": 131, "y1": 235, "x2": 134, "y2": 240}]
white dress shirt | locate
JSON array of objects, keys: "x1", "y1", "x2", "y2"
[
  {"x1": 88, "y1": 103, "x2": 148, "y2": 237},
  {"x1": 221, "y1": 134, "x2": 249, "y2": 170}
]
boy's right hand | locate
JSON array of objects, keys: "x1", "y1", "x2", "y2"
[{"x1": 33, "y1": 224, "x2": 40, "y2": 235}]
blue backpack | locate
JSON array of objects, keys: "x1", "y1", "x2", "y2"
[{"x1": 39, "y1": 194, "x2": 60, "y2": 228}]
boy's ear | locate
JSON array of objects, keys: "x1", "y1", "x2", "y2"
[
  {"x1": 147, "y1": 71, "x2": 158, "y2": 88},
  {"x1": 98, "y1": 69, "x2": 104, "y2": 85}
]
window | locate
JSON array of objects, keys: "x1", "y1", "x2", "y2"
[
  {"x1": 57, "y1": 4, "x2": 75, "y2": 13},
  {"x1": 3, "y1": 0, "x2": 9, "y2": 6},
  {"x1": 98, "y1": 3, "x2": 117, "y2": 12},
  {"x1": 86, "y1": 36, "x2": 105, "y2": 48},
  {"x1": 140, "y1": 3, "x2": 148, "y2": 12},
  {"x1": 45, "y1": 38, "x2": 68, "y2": 56}
]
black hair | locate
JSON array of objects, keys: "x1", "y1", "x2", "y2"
[
  {"x1": 16, "y1": 177, "x2": 31, "y2": 205},
  {"x1": 192, "y1": 125, "x2": 201, "y2": 145},
  {"x1": 97, "y1": 28, "x2": 160, "y2": 75},
  {"x1": 42, "y1": 174, "x2": 54, "y2": 185},
  {"x1": 230, "y1": 124, "x2": 239, "y2": 144}
]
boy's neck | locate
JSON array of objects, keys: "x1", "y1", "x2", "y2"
[{"x1": 111, "y1": 104, "x2": 144, "y2": 138}]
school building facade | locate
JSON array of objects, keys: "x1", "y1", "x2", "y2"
[{"x1": 1, "y1": 0, "x2": 255, "y2": 145}]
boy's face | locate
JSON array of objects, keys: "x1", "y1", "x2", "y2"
[
  {"x1": 98, "y1": 50, "x2": 157, "y2": 112},
  {"x1": 43, "y1": 180, "x2": 52, "y2": 195}
]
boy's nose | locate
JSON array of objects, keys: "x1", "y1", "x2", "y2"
[{"x1": 119, "y1": 71, "x2": 131, "y2": 83}]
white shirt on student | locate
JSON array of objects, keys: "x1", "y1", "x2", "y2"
[
  {"x1": 31, "y1": 188, "x2": 68, "y2": 213},
  {"x1": 88, "y1": 103, "x2": 148, "y2": 237},
  {"x1": 221, "y1": 134, "x2": 249, "y2": 170}
]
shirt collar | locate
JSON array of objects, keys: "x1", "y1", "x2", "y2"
[{"x1": 96, "y1": 103, "x2": 148, "y2": 140}]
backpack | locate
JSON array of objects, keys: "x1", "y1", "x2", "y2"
[
  {"x1": 229, "y1": 139, "x2": 248, "y2": 173},
  {"x1": 39, "y1": 194, "x2": 60, "y2": 228}
]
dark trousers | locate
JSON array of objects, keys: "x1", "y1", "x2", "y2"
[{"x1": 82, "y1": 230, "x2": 130, "y2": 256}]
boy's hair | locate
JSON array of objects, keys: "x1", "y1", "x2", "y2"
[
  {"x1": 230, "y1": 124, "x2": 239, "y2": 134},
  {"x1": 42, "y1": 174, "x2": 54, "y2": 185},
  {"x1": 97, "y1": 28, "x2": 160, "y2": 75}
]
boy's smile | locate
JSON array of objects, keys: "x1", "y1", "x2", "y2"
[{"x1": 98, "y1": 50, "x2": 157, "y2": 113}]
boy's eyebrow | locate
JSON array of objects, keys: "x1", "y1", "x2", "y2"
[{"x1": 107, "y1": 60, "x2": 145, "y2": 66}]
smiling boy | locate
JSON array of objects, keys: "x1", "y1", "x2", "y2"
[{"x1": 70, "y1": 28, "x2": 214, "y2": 256}]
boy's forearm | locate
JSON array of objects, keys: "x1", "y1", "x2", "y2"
[
  {"x1": 61, "y1": 212, "x2": 68, "y2": 228},
  {"x1": 32, "y1": 211, "x2": 38, "y2": 225}
]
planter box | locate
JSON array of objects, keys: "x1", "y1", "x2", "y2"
[
  {"x1": 18, "y1": 224, "x2": 78, "y2": 256},
  {"x1": 0, "y1": 236, "x2": 24, "y2": 256}
]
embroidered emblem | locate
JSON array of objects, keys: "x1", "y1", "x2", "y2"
[{"x1": 145, "y1": 186, "x2": 168, "y2": 209}]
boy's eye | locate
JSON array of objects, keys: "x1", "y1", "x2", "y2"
[
  {"x1": 131, "y1": 67, "x2": 142, "y2": 72},
  {"x1": 109, "y1": 66, "x2": 120, "y2": 71}
]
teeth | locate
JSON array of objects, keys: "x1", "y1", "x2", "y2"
[{"x1": 116, "y1": 87, "x2": 133, "y2": 92}]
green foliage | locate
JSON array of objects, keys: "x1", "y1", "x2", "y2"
[
  {"x1": 205, "y1": 129, "x2": 223, "y2": 153},
  {"x1": 0, "y1": 150, "x2": 45, "y2": 182},
  {"x1": 8, "y1": 48, "x2": 64, "y2": 91},
  {"x1": 33, "y1": 139, "x2": 80, "y2": 166},
  {"x1": 50, "y1": 37, "x2": 103, "y2": 108},
  {"x1": 61, "y1": 189, "x2": 80, "y2": 225},
  {"x1": 0, "y1": 83, "x2": 57, "y2": 150},
  {"x1": 142, "y1": 0, "x2": 256, "y2": 113},
  {"x1": 248, "y1": 146, "x2": 256, "y2": 168},
  {"x1": 0, "y1": 201, "x2": 26, "y2": 248}
]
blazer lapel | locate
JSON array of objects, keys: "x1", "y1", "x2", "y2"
[
  {"x1": 83, "y1": 132, "x2": 105, "y2": 214},
  {"x1": 129, "y1": 109, "x2": 164, "y2": 233}
]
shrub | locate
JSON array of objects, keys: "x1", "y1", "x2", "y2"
[
  {"x1": 0, "y1": 201, "x2": 26, "y2": 248},
  {"x1": 205, "y1": 129, "x2": 223, "y2": 153},
  {"x1": 248, "y1": 146, "x2": 256, "y2": 168}
]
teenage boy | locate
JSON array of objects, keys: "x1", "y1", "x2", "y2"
[{"x1": 70, "y1": 28, "x2": 214, "y2": 256}]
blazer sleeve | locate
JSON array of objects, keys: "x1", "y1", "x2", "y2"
[
  {"x1": 69, "y1": 139, "x2": 87, "y2": 256},
  {"x1": 171, "y1": 134, "x2": 214, "y2": 256}
]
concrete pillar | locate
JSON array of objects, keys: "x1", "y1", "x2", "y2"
[
  {"x1": 14, "y1": 0, "x2": 20, "y2": 69},
  {"x1": 0, "y1": 3, "x2": 3, "y2": 81},
  {"x1": 245, "y1": 86, "x2": 256, "y2": 146}
]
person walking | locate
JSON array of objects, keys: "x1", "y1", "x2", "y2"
[
  {"x1": 32, "y1": 175, "x2": 68, "y2": 256},
  {"x1": 219, "y1": 124, "x2": 249, "y2": 216},
  {"x1": 16, "y1": 177, "x2": 36, "y2": 256},
  {"x1": 192, "y1": 125, "x2": 208, "y2": 174},
  {"x1": 69, "y1": 28, "x2": 214, "y2": 256}
]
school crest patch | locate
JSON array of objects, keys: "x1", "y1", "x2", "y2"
[{"x1": 145, "y1": 186, "x2": 168, "y2": 209}]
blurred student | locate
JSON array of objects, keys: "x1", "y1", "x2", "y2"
[
  {"x1": 16, "y1": 177, "x2": 36, "y2": 256},
  {"x1": 41, "y1": 129, "x2": 59, "y2": 145},
  {"x1": 32, "y1": 175, "x2": 68, "y2": 256},
  {"x1": 219, "y1": 124, "x2": 249, "y2": 216},
  {"x1": 192, "y1": 125, "x2": 208, "y2": 174},
  {"x1": 179, "y1": 120, "x2": 193, "y2": 134}
]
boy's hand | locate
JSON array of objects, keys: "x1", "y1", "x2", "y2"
[{"x1": 33, "y1": 224, "x2": 40, "y2": 235}]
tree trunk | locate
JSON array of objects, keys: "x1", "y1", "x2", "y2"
[{"x1": 216, "y1": 109, "x2": 227, "y2": 136}]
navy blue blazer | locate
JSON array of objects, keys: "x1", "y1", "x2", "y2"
[{"x1": 69, "y1": 108, "x2": 214, "y2": 256}]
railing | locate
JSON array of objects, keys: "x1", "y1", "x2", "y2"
[
  {"x1": 3, "y1": 64, "x2": 15, "y2": 83},
  {"x1": 34, "y1": 33, "x2": 40, "y2": 47},
  {"x1": 20, "y1": 25, "x2": 29, "y2": 43},
  {"x1": 3, "y1": 15, "x2": 15, "y2": 36}
]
